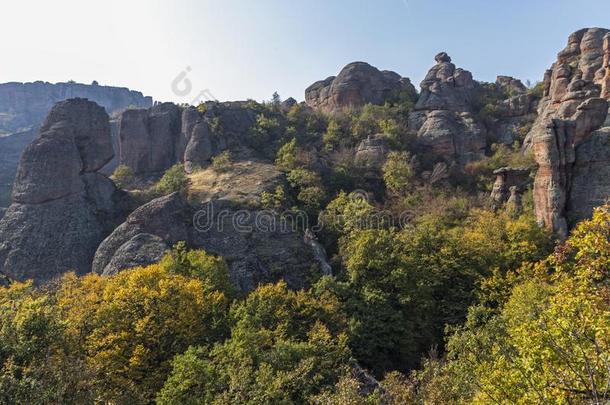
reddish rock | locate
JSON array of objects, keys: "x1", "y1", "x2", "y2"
[{"x1": 305, "y1": 62, "x2": 416, "y2": 113}]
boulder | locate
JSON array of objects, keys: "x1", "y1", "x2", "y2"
[
  {"x1": 100, "y1": 233, "x2": 168, "y2": 276},
  {"x1": 495, "y1": 76, "x2": 528, "y2": 95},
  {"x1": 93, "y1": 192, "x2": 319, "y2": 296},
  {"x1": 0, "y1": 99, "x2": 130, "y2": 282},
  {"x1": 305, "y1": 62, "x2": 416, "y2": 113}
]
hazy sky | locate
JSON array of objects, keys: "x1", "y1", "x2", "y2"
[{"x1": 2, "y1": 0, "x2": 610, "y2": 104}]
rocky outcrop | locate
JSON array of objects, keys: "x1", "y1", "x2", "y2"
[
  {"x1": 354, "y1": 134, "x2": 390, "y2": 169},
  {"x1": 119, "y1": 103, "x2": 182, "y2": 175},
  {"x1": 305, "y1": 62, "x2": 416, "y2": 113},
  {"x1": 490, "y1": 167, "x2": 531, "y2": 209},
  {"x1": 409, "y1": 53, "x2": 486, "y2": 164},
  {"x1": 118, "y1": 101, "x2": 258, "y2": 177},
  {"x1": 567, "y1": 126, "x2": 610, "y2": 224},
  {"x1": 527, "y1": 28, "x2": 610, "y2": 237},
  {"x1": 0, "y1": 99, "x2": 131, "y2": 282},
  {"x1": 93, "y1": 193, "x2": 318, "y2": 295},
  {"x1": 0, "y1": 81, "x2": 152, "y2": 207}
]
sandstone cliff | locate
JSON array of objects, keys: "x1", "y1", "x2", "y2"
[{"x1": 527, "y1": 28, "x2": 610, "y2": 237}]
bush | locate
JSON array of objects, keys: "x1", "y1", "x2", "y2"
[
  {"x1": 211, "y1": 150, "x2": 232, "y2": 172},
  {"x1": 154, "y1": 164, "x2": 188, "y2": 195},
  {"x1": 111, "y1": 164, "x2": 135, "y2": 189}
]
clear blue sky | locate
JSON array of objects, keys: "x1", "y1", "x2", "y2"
[{"x1": 1, "y1": 0, "x2": 609, "y2": 103}]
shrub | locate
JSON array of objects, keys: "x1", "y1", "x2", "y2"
[
  {"x1": 155, "y1": 164, "x2": 188, "y2": 195},
  {"x1": 211, "y1": 150, "x2": 232, "y2": 172},
  {"x1": 111, "y1": 164, "x2": 135, "y2": 189}
]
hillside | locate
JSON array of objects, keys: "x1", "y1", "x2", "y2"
[{"x1": 0, "y1": 28, "x2": 608, "y2": 404}]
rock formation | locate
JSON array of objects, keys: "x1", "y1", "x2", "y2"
[
  {"x1": 93, "y1": 193, "x2": 318, "y2": 295},
  {"x1": 305, "y1": 62, "x2": 417, "y2": 113},
  {"x1": 354, "y1": 134, "x2": 390, "y2": 169},
  {"x1": 118, "y1": 101, "x2": 258, "y2": 176},
  {"x1": 0, "y1": 99, "x2": 131, "y2": 282},
  {"x1": 0, "y1": 81, "x2": 152, "y2": 207},
  {"x1": 526, "y1": 28, "x2": 610, "y2": 237},
  {"x1": 119, "y1": 103, "x2": 182, "y2": 175},
  {"x1": 490, "y1": 167, "x2": 531, "y2": 209},
  {"x1": 409, "y1": 53, "x2": 486, "y2": 164}
]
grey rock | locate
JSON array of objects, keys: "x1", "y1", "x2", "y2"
[
  {"x1": 94, "y1": 193, "x2": 318, "y2": 296},
  {"x1": 354, "y1": 134, "x2": 390, "y2": 169},
  {"x1": 101, "y1": 233, "x2": 168, "y2": 276},
  {"x1": 490, "y1": 167, "x2": 531, "y2": 209},
  {"x1": 11, "y1": 125, "x2": 84, "y2": 204},
  {"x1": 119, "y1": 103, "x2": 182, "y2": 175},
  {"x1": 92, "y1": 192, "x2": 191, "y2": 274},
  {"x1": 0, "y1": 99, "x2": 128, "y2": 282},
  {"x1": 40, "y1": 99, "x2": 113, "y2": 172}
]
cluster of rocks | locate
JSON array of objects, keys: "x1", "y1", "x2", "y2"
[
  {"x1": 0, "y1": 99, "x2": 132, "y2": 281},
  {"x1": 526, "y1": 28, "x2": 610, "y2": 237},
  {"x1": 408, "y1": 52, "x2": 486, "y2": 165},
  {"x1": 0, "y1": 81, "x2": 152, "y2": 207},
  {"x1": 305, "y1": 61, "x2": 417, "y2": 113},
  {"x1": 0, "y1": 99, "x2": 321, "y2": 292},
  {"x1": 118, "y1": 101, "x2": 258, "y2": 176},
  {"x1": 93, "y1": 193, "x2": 317, "y2": 295}
]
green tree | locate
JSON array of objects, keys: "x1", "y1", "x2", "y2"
[{"x1": 155, "y1": 163, "x2": 188, "y2": 196}]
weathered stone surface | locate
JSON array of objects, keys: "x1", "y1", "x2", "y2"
[
  {"x1": 305, "y1": 62, "x2": 416, "y2": 113},
  {"x1": 101, "y1": 233, "x2": 168, "y2": 276},
  {"x1": 415, "y1": 110, "x2": 485, "y2": 164},
  {"x1": 567, "y1": 127, "x2": 610, "y2": 225},
  {"x1": 119, "y1": 103, "x2": 182, "y2": 175},
  {"x1": 94, "y1": 192, "x2": 319, "y2": 296},
  {"x1": 0, "y1": 99, "x2": 130, "y2": 282},
  {"x1": 532, "y1": 119, "x2": 574, "y2": 238},
  {"x1": 11, "y1": 125, "x2": 84, "y2": 204},
  {"x1": 40, "y1": 99, "x2": 113, "y2": 172},
  {"x1": 527, "y1": 28, "x2": 610, "y2": 235},
  {"x1": 495, "y1": 76, "x2": 528, "y2": 96},
  {"x1": 354, "y1": 134, "x2": 390, "y2": 169},
  {"x1": 415, "y1": 53, "x2": 477, "y2": 112},
  {"x1": 0, "y1": 82, "x2": 151, "y2": 206},
  {"x1": 0, "y1": 196, "x2": 103, "y2": 281},
  {"x1": 410, "y1": 54, "x2": 486, "y2": 163},
  {"x1": 490, "y1": 167, "x2": 531, "y2": 209}
]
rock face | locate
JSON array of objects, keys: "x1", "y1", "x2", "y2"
[
  {"x1": 354, "y1": 134, "x2": 390, "y2": 169},
  {"x1": 527, "y1": 28, "x2": 610, "y2": 237},
  {"x1": 0, "y1": 81, "x2": 152, "y2": 207},
  {"x1": 119, "y1": 103, "x2": 182, "y2": 175},
  {"x1": 93, "y1": 193, "x2": 318, "y2": 296},
  {"x1": 0, "y1": 99, "x2": 131, "y2": 282},
  {"x1": 305, "y1": 62, "x2": 416, "y2": 113},
  {"x1": 118, "y1": 102, "x2": 258, "y2": 176},
  {"x1": 409, "y1": 53, "x2": 486, "y2": 164}
]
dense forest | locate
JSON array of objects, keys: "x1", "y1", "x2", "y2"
[{"x1": 0, "y1": 89, "x2": 608, "y2": 404}]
